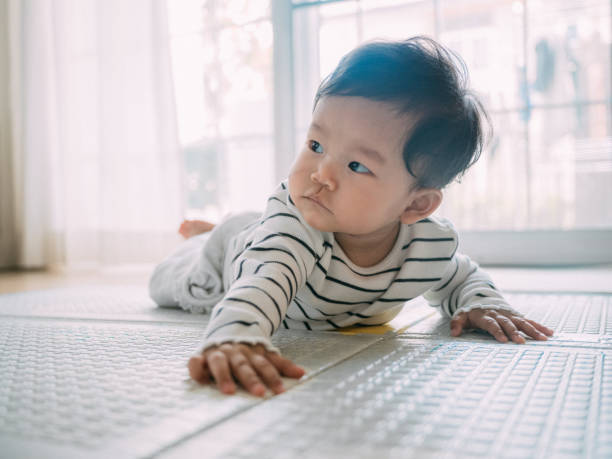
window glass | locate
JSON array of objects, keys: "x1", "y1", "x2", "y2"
[
  {"x1": 361, "y1": 1, "x2": 435, "y2": 41},
  {"x1": 438, "y1": 0, "x2": 525, "y2": 112},
  {"x1": 167, "y1": 0, "x2": 274, "y2": 221},
  {"x1": 292, "y1": 0, "x2": 612, "y2": 231},
  {"x1": 168, "y1": 0, "x2": 611, "y2": 231},
  {"x1": 439, "y1": 110, "x2": 530, "y2": 230},
  {"x1": 438, "y1": 0, "x2": 612, "y2": 230}
]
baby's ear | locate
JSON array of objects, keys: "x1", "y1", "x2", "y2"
[{"x1": 400, "y1": 188, "x2": 443, "y2": 225}]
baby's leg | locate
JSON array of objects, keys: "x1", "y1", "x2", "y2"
[{"x1": 179, "y1": 219, "x2": 216, "y2": 238}]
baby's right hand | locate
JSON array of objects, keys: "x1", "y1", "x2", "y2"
[{"x1": 188, "y1": 343, "x2": 305, "y2": 397}]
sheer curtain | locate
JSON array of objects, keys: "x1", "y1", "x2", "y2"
[{"x1": 3, "y1": 0, "x2": 184, "y2": 269}]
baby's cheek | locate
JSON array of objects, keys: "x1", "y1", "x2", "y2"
[
  {"x1": 287, "y1": 172, "x2": 299, "y2": 199},
  {"x1": 288, "y1": 164, "x2": 309, "y2": 192},
  {"x1": 287, "y1": 173, "x2": 308, "y2": 211}
]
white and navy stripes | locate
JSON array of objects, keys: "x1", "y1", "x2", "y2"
[{"x1": 194, "y1": 181, "x2": 514, "y2": 353}]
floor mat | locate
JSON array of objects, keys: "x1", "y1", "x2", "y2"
[
  {"x1": 0, "y1": 286, "x2": 208, "y2": 323},
  {"x1": 162, "y1": 336, "x2": 612, "y2": 459},
  {"x1": 401, "y1": 292, "x2": 612, "y2": 347},
  {"x1": 1, "y1": 287, "x2": 610, "y2": 458}
]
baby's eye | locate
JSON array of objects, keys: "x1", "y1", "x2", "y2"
[
  {"x1": 348, "y1": 161, "x2": 371, "y2": 174},
  {"x1": 309, "y1": 140, "x2": 324, "y2": 154}
]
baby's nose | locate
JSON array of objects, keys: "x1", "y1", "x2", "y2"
[{"x1": 311, "y1": 161, "x2": 337, "y2": 191}]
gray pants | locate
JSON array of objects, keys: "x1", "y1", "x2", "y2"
[{"x1": 148, "y1": 212, "x2": 260, "y2": 314}]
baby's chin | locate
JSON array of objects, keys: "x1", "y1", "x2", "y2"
[
  {"x1": 299, "y1": 210, "x2": 375, "y2": 237},
  {"x1": 297, "y1": 207, "x2": 336, "y2": 233}
]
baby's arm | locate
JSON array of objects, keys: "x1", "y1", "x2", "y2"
[
  {"x1": 192, "y1": 243, "x2": 314, "y2": 394},
  {"x1": 188, "y1": 343, "x2": 304, "y2": 396},
  {"x1": 189, "y1": 191, "x2": 323, "y2": 393}
]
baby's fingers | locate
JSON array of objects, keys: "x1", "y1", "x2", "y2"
[
  {"x1": 207, "y1": 349, "x2": 236, "y2": 394},
  {"x1": 267, "y1": 352, "x2": 305, "y2": 379},
  {"x1": 526, "y1": 319, "x2": 554, "y2": 337},
  {"x1": 228, "y1": 350, "x2": 266, "y2": 397},
  {"x1": 188, "y1": 355, "x2": 211, "y2": 384},
  {"x1": 511, "y1": 317, "x2": 550, "y2": 341},
  {"x1": 496, "y1": 315, "x2": 525, "y2": 344},
  {"x1": 476, "y1": 315, "x2": 509, "y2": 343},
  {"x1": 450, "y1": 313, "x2": 468, "y2": 337},
  {"x1": 249, "y1": 353, "x2": 285, "y2": 394}
]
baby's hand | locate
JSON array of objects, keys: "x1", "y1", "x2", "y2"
[
  {"x1": 188, "y1": 343, "x2": 305, "y2": 397},
  {"x1": 450, "y1": 308, "x2": 554, "y2": 344}
]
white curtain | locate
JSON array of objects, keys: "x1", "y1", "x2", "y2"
[{"x1": 2, "y1": 0, "x2": 184, "y2": 268}]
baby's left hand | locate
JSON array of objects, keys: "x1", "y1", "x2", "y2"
[{"x1": 450, "y1": 308, "x2": 554, "y2": 344}]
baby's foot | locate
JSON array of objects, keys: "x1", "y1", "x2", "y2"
[{"x1": 179, "y1": 220, "x2": 215, "y2": 238}]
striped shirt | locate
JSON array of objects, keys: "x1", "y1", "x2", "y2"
[{"x1": 198, "y1": 181, "x2": 513, "y2": 353}]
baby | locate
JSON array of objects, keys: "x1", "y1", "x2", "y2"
[{"x1": 150, "y1": 36, "x2": 553, "y2": 397}]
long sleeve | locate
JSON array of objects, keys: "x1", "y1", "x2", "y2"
[
  {"x1": 199, "y1": 192, "x2": 326, "y2": 353},
  {"x1": 423, "y1": 252, "x2": 520, "y2": 318}
]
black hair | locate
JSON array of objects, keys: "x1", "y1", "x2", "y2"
[{"x1": 314, "y1": 36, "x2": 490, "y2": 189}]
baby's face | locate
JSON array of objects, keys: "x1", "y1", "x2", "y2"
[{"x1": 288, "y1": 96, "x2": 418, "y2": 236}]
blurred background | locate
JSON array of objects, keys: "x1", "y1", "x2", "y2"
[{"x1": 0, "y1": 0, "x2": 610, "y2": 270}]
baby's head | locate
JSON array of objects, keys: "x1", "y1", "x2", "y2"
[
  {"x1": 314, "y1": 36, "x2": 488, "y2": 189},
  {"x1": 289, "y1": 37, "x2": 489, "y2": 236}
]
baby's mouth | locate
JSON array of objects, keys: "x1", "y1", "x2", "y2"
[{"x1": 304, "y1": 194, "x2": 332, "y2": 213}]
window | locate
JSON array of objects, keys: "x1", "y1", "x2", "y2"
[
  {"x1": 167, "y1": 0, "x2": 275, "y2": 221},
  {"x1": 293, "y1": 0, "x2": 612, "y2": 231},
  {"x1": 167, "y1": 0, "x2": 612, "y2": 264}
]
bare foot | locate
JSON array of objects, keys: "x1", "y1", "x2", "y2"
[{"x1": 179, "y1": 219, "x2": 215, "y2": 238}]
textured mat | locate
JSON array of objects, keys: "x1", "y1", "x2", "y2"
[
  {"x1": 402, "y1": 293, "x2": 612, "y2": 347},
  {"x1": 1, "y1": 287, "x2": 610, "y2": 458},
  {"x1": 0, "y1": 286, "x2": 208, "y2": 323},
  {"x1": 0, "y1": 285, "x2": 437, "y2": 333},
  {"x1": 0, "y1": 317, "x2": 380, "y2": 459},
  {"x1": 162, "y1": 336, "x2": 612, "y2": 459}
]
